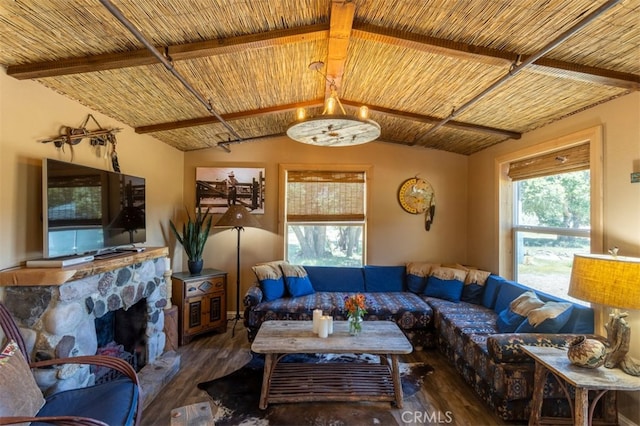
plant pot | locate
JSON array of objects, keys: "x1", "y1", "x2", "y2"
[
  {"x1": 188, "y1": 259, "x2": 204, "y2": 275},
  {"x1": 567, "y1": 336, "x2": 606, "y2": 368}
]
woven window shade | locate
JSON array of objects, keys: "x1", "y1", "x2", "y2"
[
  {"x1": 508, "y1": 143, "x2": 589, "y2": 181},
  {"x1": 287, "y1": 171, "x2": 365, "y2": 222}
]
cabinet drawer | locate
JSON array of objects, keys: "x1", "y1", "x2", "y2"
[{"x1": 185, "y1": 277, "x2": 224, "y2": 296}]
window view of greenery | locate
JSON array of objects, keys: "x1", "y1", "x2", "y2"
[
  {"x1": 48, "y1": 185, "x2": 103, "y2": 256},
  {"x1": 48, "y1": 186, "x2": 102, "y2": 222},
  {"x1": 286, "y1": 225, "x2": 363, "y2": 266},
  {"x1": 514, "y1": 170, "x2": 590, "y2": 303}
]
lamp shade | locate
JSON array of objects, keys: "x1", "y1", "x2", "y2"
[
  {"x1": 568, "y1": 254, "x2": 640, "y2": 310},
  {"x1": 214, "y1": 204, "x2": 261, "y2": 228}
]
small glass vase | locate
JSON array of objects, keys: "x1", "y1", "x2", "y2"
[{"x1": 348, "y1": 314, "x2": 363, "y2": 336}]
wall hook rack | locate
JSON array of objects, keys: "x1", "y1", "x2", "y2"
[{"x1": 40, "y1": 114, "x2": 122, "y2": 148}]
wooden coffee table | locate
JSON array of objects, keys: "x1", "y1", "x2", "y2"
[{"x1": 251, "y1": 320, "x2": 413, "y2": 409}]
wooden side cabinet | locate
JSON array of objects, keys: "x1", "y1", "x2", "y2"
[{"x1": 172, "y1": 269, "x2": 227, "y2": 345}]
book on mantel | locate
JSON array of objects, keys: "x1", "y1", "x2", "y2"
[{"x1": 26, "y1": 255, "x2": 95, "y2": 268}]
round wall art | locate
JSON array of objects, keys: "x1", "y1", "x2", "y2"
[{"x1": 398, "y1": 177, "x2": 436, "y2": 230}]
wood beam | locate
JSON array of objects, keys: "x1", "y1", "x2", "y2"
[
  {"x1": 341, "y1": 99, "x2": 521, "y2": 139},
  {"x1": 136, "y1": 96, "x2": 519, "y2": 140},
  {"x1": 7, "y1": 24, "x2": 329, "y2": 80},
  {"x1": 135, "y1": 99, "x2": 324, "y2": 134},
  {"x1": 352, "y1": 23, "x2": 640, "y2": 90},
  {"x1": 9, "y1": 18, "x2": 636, "y2": 91},
  {"x1": 325, "y1": 1, "x2": 355, "y2": 96}
]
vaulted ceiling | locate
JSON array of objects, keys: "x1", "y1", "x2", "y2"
[{"x1": 0, "y1": 0, "x2": 638, "y2": 154}]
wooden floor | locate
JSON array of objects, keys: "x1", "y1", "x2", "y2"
[{"x1": 142, "y1": 322, "x2": 514, "y2": 426}]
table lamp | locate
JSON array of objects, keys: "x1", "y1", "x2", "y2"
[
  {"x1": 568, "y1": 253, "x2": 640, "y2": 376},
  {"x1": 215, "y1": 204, "x2": 260, "y2": 337}
]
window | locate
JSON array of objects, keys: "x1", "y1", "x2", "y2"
[
  {"x1": 281, "y1": 166, "x2": 369, "y2": 266},
  {"x1": 497, "y1": 127, "x2": 603, "y2": 302},
  {"x1": 513, "y1": 170, "x2": 591, "y2": 303}
]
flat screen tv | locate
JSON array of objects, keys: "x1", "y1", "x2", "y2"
[{"x1": 42, "y1": 158, "x2": 146, "y2": 258}]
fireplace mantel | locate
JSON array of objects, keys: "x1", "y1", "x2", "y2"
[{"x1": 0, "y1": 246, "x2": 169, "y2": 286}]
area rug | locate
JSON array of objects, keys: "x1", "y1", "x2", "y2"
[{"x1": 197, "y1": 353, "x2": 433, "y2": 426}]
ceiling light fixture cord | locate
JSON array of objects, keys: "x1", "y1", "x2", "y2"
[
  {"x1": 311, "y1": 62, "x2": 347, "y2": 115},
  {"x1": 414, "y1": 0, "x2": 622, "y2": 144},
  {"x1": 98, "y1": 0, "x2": 242, "y2": 142}
]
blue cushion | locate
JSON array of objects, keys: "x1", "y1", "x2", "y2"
[
  {"x1": 405, "y1": 262, "x2": 437, "y2": 293},
  {"x1": 424, "y1": 276, "x2": 464, "y2": 302},
  {"x1": 461, "y1": 284, "x2": 484, "y2": 304},
  {"x1": 35, "y1": 378, "x2": 138, "y2": 426},
  {"x1": 285, "y1": 276, "x2": 314, "y2": 297},
  {"x1": 496, "y1": 308, "x2": 527, "y2": 333},
  {"x1": 252, "y1": 263, "x2": 286, "y2": 301},
  {"x1": 515, "y1": 302, "x2": 574, "y2": 333},
  {"x1": 493, "y1": 280, "x2": 530, "y2": 314},
  {"x1": 364, "y1": 265, "x2": 405, "y2": 292},
  {"x1": 281, "y1": 264, "x2": 315, "y2": 297},
  {"x1": 304, "y1": 266, "x2": 365, "y2": 292},
  {"x1": 406, "y1": 274, "x2": 427, "y2": 293},
  {"x1": 461, "y1": 269, "x2": 491, "y2": 304},
  {"x1": 496, "y1": 290, "x2": 545, "y2": 333},
  {"x1": 482, "y1": 275, "x2": 504, "y2": 309}
]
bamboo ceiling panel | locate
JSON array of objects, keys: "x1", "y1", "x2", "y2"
[
  {"x1": 356, "y1": 0, "x2": 640, "y2": 67},
  {"x1": 341, "y1": 38, "x2": 510, "y2": 118},
  {"x1": 0, "y1": 0, "x2": 637, "y2": 155},
  {"x1": 37, "y1": 65, "x2": 206, "y2": 125},
  {"x1": 174, "y1": 40, "x2": 328, "y2": 113},
  {"x1": 415, "y1": 126, "x2": 506, "y2": 155},
  {"x1": 151, "y1": 112, "x2": 294, "y2": 150},
  {"x1": 459, "y1": 70, "x2": 630, "y2": 131}
]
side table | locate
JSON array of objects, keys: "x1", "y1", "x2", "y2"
[
  {"x1": 172, "y1": 269, "x2": 227, "y2": 345},
  {"x1": 521, "y1": 345, "x2": 640, "y2": 426}
]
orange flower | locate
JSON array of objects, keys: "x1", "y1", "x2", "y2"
[{"x1": 344, "y1": 293, "x2": 368, "y2": 316}]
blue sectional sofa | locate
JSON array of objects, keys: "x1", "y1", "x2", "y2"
[{"x1": 243, "y1": 262, "x2": 596, "y2": 421}]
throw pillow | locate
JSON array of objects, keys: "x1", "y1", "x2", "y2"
[
  {"x1": 0, "y1": 339, "x2": 45, "y2": 417},
  {"x1": 280, "y1": 263, "x2": 315, "y2": 297},
  {"x1": 461, "y1": 269, "x2": 491, "y2": 304},
  {"x1": 515, "y1": 301, "x2": 574, "y2": 333},
  {"x1": 496, "y1": 291, "x2": 545, "y2": 333},
  {"x1": 364, "y1": 265, "x2": 405, "y2": 292},
  {"x1": 405, "y1": 262, "x2": 439, "y2": 294},
  {"x1": 251, "y1": 262, "x2": 286, "y2": 301},
  {"x1": 423, "y1": 266, "x2": 467, "y2": 302}
]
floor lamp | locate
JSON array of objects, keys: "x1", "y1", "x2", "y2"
[{"x1": 215, "y1": 204, "x2": 260, "y2": 337}]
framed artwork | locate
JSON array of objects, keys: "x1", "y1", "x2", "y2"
[{"x1": 196, "y1": 167, "x2": 265, "y2": 214}]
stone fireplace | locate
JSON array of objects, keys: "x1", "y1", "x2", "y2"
[{"x1": 0, "y1": 248, "x2": 179, "y2": 406}]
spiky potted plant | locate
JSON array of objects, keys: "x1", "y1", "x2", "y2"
[{"x1": 169, "y1": 204, "x2": 213, "y2": 275}]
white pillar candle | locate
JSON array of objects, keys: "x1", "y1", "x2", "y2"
[
  {"x1": 312, "y1": 309, "x2": 323, "y2": 334},
  {"x1": 318, "y1": 317, "x2": 329, "y2": 338},
  {"x1": 323, "y1": 315, "x2": 334, "y2": 334}
]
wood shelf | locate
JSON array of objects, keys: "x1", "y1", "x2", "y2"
[
  {"x1": 0, "y1": 246, "x2": 168, "y2": 286},
  {"x1": 268, "y1": 363, "x2": 395, "y2": 405}
]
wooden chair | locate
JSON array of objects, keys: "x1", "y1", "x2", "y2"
[{"x1": 0, "y1": 302, "x2": 142, "y2": 425}]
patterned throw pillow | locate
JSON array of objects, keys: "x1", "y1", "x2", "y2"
[
  {"x1": 461, "y1": 269, "x2": 492, "y2": 304},
  {"x1": 515, "y1": 301, "x2": 574, "y2": 333},
  {"x1": 280, "y1": 263, "x2": 315, "y2": 297},
  {"x1": 424, "y1": 266, "x2": 468, "y2": 302},
  {"x1": 496, "y1": 291, "x2": 545, "y2": 332},
  {"x1": 406, "y1": 262, "x2": 439, "y2": 294},
  {"x1": 0, "y1": 339, "x2": 45, "y2": 418},
  {"x1": 251, "y1": 262, "x2": 287, "y2": 301}
]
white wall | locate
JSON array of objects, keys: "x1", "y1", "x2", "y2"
[
  {"x1": 468, "y1": 92, "x2": 640, "y2": 424},
  {"x1": 0, "y1": 67, "x2": 184, "y2": 270}
]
